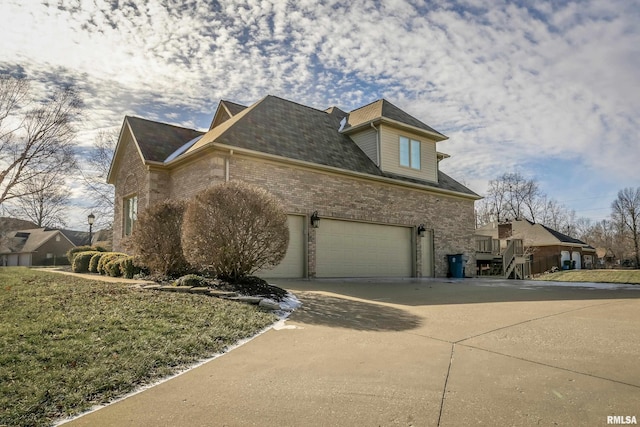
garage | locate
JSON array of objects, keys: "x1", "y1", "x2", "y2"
[
  {"x1": 256, "y1": 215, "x2": 305, "y2": 278},
  {"x1": 316, "y1": 219, "x2": 412, "y2": 277}
]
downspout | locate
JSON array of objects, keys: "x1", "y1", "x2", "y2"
[{"x1": 370, "y1": 122, "x2": 380, "y2": 166}]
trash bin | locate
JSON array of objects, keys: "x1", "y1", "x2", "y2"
[{"x1": 447, "y1": 254, "x2": 467, "y2": 278}]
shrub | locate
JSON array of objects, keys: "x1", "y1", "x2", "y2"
[
  {"x1": 106, "y1": 259, "x2": 122, "y2": 277},
  {"x1": 97, "y1": 252, "x2": 127, "y2": 275},
  {"x1": 67, "y1": 245, "x2": 106, "y2": 264},
  {"x1": 174, "y1": 274, "x2": 209, "y2": 287},
  {"x1": 182, "y1": 181, "x2": 289, "y2": 281},
  {"x1": 118, "y1": 256, "x2": 141, "y2": 279},
  {"x1": 72, "y1": 251, "x2": 101, "y2": 273},
  {"x1": 130, "y1": 200, "x2": 190, "y2": 278},
  {"x1": 89, "y1": 253, "x2": 106, "y2": 273}
]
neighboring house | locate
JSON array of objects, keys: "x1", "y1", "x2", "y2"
[
  {"x1": 108, "y1": 95, "x2": 480, "y2": 278},
  {"x1": 60, "y1": 228, "x2": 113, "y2": 250},
  {"x1": 475, "y1": 219, "x2": 597, "y2": 276},
  {"x1": 0, "y1": 228, "x2": 76, "y2": 267}
]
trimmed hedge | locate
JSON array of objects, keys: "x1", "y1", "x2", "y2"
[
  {"x1": 117, "y1": 256, "x2": 141, "y2": 279},
  {"x1": 67, "y1": 245, "x2": 106, "y2": 264},
  {"x1": 89, "y1": 253, "x2": 106, "y2": 273},
  {"x1": 97, "y1": 252, "x2": 127, "y2": 275},
  {"x1": 72, "y1": 251, "x2": 101, "y2": 273}
]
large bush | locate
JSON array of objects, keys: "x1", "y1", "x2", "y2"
[
  {"x1": 182, "y1": 181, "x2": 289, "y2": 280},
  {"x1": 88, "y1": 252, "x2": 106, "y2": 273},
  {"x1": 97, "y1": 252, "x2": 127, "y2": 275},
  {"x1": 72, "y1": 251, "x2": 101, "y2": 273},
  {"x1": 67, "y1": 245, "x2": 106, "y2": 264},
  {"x1": 130, "y1": 200, "x2": 190, "y2": 277}
]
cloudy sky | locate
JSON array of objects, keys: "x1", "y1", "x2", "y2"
[{"x1": 1, "y1": 0, "x2": 638, "y2": 229}]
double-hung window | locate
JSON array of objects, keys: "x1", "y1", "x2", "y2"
[
  {"x1": 399, "y1": 136, "x2": 421, "y2": 169},
  {"x1": 124, "y1": 195, "x2": 138, "y2": 236}
]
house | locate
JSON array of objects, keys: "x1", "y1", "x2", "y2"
[
  {"x1": 475, "y1": 219, "x2": 597, "y2": 277},
  {"x1": 0, "y1": 228, "x2": 76, "y2": 266},
  {"x1": 107, "y1": 95, "x2": 480, "y2": 278}
]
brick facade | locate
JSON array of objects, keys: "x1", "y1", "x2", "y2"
[{"x1": 113, "y1": 145, "x2": 476, "y2": 277}]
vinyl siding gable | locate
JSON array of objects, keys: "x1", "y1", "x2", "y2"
[
  {"x1": 349, "y1": 128, "x2": 378, "y2": 166},
  {"x1": 379, "y1": 124, "x2": 437, "y2": 182}
]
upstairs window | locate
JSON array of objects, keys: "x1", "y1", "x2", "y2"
[
  {"x1": 399, "y1": 136, "x2": 421, "y2": 170},
  {"x1": 124, "y1": 195, "x2": 138, "y2": 236}
]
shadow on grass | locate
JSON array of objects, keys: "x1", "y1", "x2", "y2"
[{"x1": 290, "y1": 291, "x2": 422, "y2": 331}]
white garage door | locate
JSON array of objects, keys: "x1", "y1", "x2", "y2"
[
  {"x1": 18, "y1": 253, "x2": 31, "y2": 266},
  {"x1": 256, "y1": 215, "x2": 305, "y2": 278},
  {"x1": 316, "y1": 219, "x2": 412, "y2": 277}
]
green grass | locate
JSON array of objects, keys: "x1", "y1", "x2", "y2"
[
  {"x1": 537, "y1": 269, "x2": 640, "y2": 284},
  {"x1": 0, "y1": 268, "x2": 277, "y2": 427}
]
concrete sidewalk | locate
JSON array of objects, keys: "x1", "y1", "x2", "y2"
[{"x1": 63, "y1": 279, "x2": 640, "y2": 426}]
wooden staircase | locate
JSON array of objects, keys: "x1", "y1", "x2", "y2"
[{"x1": 503, "y1": 239, "x2": 527, "y2": 279}]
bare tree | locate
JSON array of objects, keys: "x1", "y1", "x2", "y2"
[
  {"x1": 77, "y1": 130, "x2": 117, "y2": 225},
  {"x1": 182, "y1": 182, "x2": 289, "y2": 280},
  {"x1": 611, "y1": 187, "x2": 640, "y2": 268},
  {"x1": 479, "y1": 172, "x2": 550, "y2": 225},
  {"x1": 8, "y1": 174, "x2": 69, "y2": 228},
  {"x1": 0, "y1": 74, "x2": 81, "y2": 206}
]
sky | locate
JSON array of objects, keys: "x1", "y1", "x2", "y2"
[{"x1": 1, "y1": 0, "x2": 638, "y2": 230}]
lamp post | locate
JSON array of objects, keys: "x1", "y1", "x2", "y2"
[{"x1": 88, "y1": 213, "x2": 95, "y2": 246}]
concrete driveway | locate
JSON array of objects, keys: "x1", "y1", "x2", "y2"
[{"x1": 64, "y1": 278, "x2": 640, "y2": 427}]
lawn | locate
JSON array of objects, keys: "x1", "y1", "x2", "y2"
[
  {"x1": 537, "y1": 269, "x2": 640, "y2": 284},
  {"x1": 0, "y1": 268, "x2": 277, "y2": 427}
]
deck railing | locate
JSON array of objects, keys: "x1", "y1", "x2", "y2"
[{"x1": 475, "y1": 236, "x2": 500, "y2": 254}]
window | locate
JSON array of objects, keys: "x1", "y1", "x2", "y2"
[
  {"x1": 399, "y1": 136, "x2": 421, "y2": 169},
  {"x1": 124, "y1": 195, "x2": 138, "y2": 236}
]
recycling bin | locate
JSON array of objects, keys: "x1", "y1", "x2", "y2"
[{"x1": 447, "y1": 254, "x2": 467, "y2": 278}]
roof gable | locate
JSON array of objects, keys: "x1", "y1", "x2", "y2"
[
  {"x1": 344, "y1": 99, "x2": 446, "y2": 140},
  {"x1": 478, "y1": 220, "x2": 592, "y2": 247},
  {"x1": 120, "y1": 95, "x2": 478, "y2": 199},
  {"x1": 0, "y1": 228, "x2": 73, "y2": 254},
  {"x1": 203, "y1": 95, "x2": 383, "y2": 175},
  {"x1": 126, "y1": 116, "x2": 204, "y2": 162},
  {"x1": 209, "y1": 100, "x2": 248, "y2": 130}
]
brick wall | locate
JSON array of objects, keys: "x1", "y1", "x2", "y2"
[
  {"x1": 114, "y1": 147, "x2": 476, "y2": 277},
  {"x1": 112, "y1": 131, "x2": 149, "y2": 251},
  {"x1": 226, "y1": 153, "x2": 475, "y2": 277}
]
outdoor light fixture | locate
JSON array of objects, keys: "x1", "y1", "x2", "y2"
[
  {"x1": 87, "y1": 213, "x2": 95, "y2": 245},
  {"x1": 417, "y1": 224, "x2": 426, "y2": 237},
  {"x1": 310, "y1": 211, "x2": 320, "y2": 228}
]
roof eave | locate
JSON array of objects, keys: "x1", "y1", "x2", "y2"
[
  {"x1": 212, "y1": 142, "x2": 478, "y2": 200},
  {"x1": 342, "y1": 117, "x2": 448, "y2": 141},
  {"x1": 107, "y1": 118, "x2": 148, "y2": 184}
]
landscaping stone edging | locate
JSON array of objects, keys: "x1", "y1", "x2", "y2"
[{"x1": 139, "y1": 283, "x2": 281, "y2": 309}]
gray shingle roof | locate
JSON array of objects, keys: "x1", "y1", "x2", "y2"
[
  {"x1": 213, "y1": 95, "x2": 383, "y2": 175},
  {"x1": 126, "y1": 116, "x2": 204, "y2": 162},
  {"x1": 124, "y1": 96, "x2": 478, "y2": 198},
  {"x1": 540, "y1": 224, "x2": 592, "y2": 246},
  {"x1": 0, "y1": 228, "x2": 62, "y2": 254},
  {"x1": 345, "y1": 99, "x2": 446, "y2": 139},
  {"x1": 222, "y1": 100, "x2": 247, "y2": 116}
]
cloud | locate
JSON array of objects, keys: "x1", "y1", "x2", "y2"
[{"x1": 1, "y1": 0, "x2": 638, "y2": 228}]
